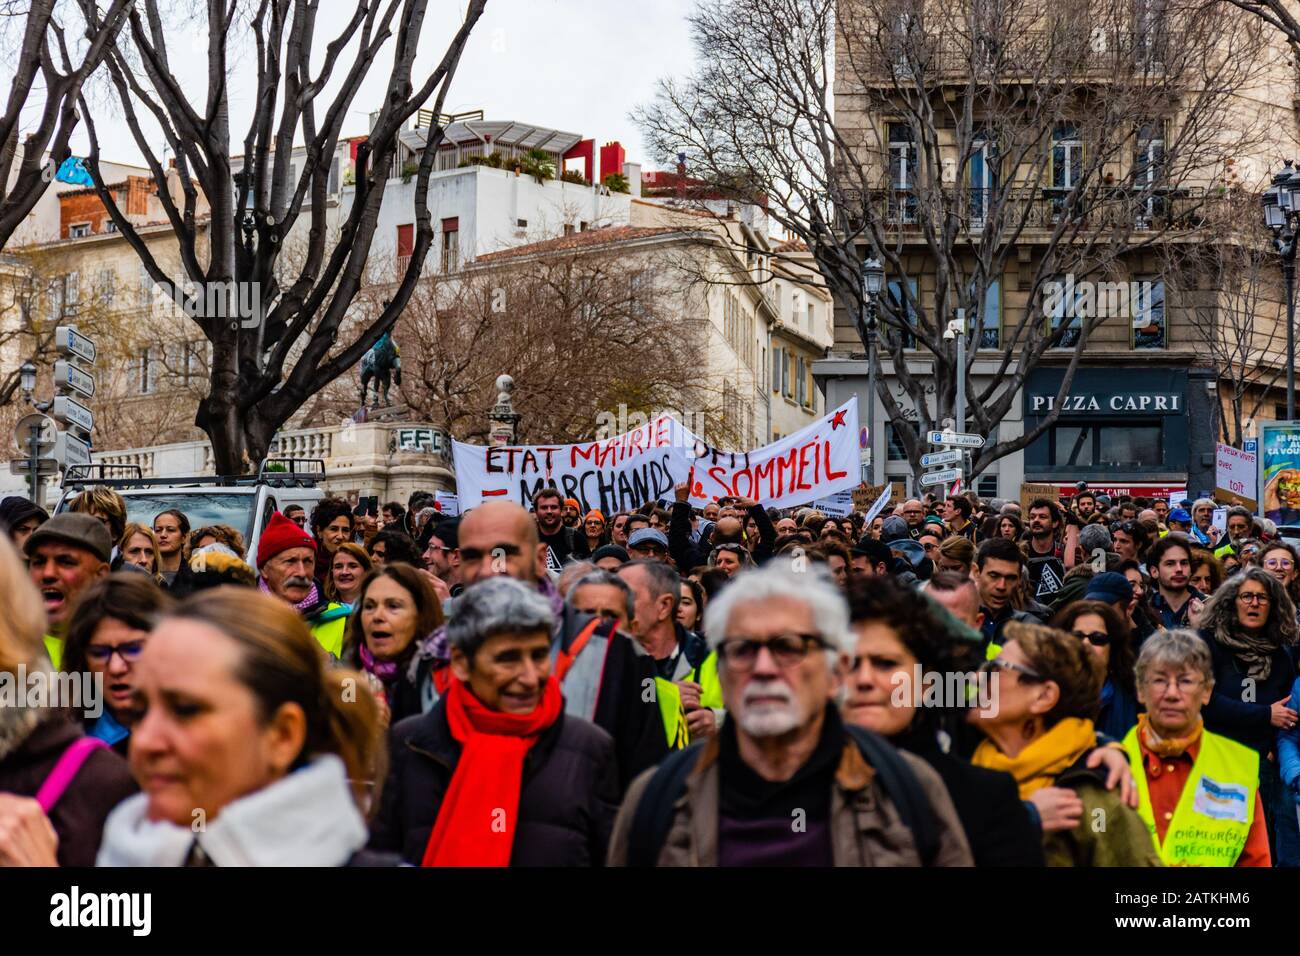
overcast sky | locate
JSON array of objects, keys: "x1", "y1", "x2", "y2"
[{"x1": 70, "y1": 0, "x2": 701, "y2": 172}]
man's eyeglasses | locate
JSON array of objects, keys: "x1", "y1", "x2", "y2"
[
  {"x1": 86, "y1": 641, "x2": 146, "y2": 665},
  {"x1": 978, "y1": 658, "x2": 1044, "y2": 682},
  {"x1": 719, "y1": 633, "x2": 827, "y2": 671}
]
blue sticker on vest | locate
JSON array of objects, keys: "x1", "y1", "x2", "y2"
[{"x1": 1192, "y1": 775, "x2": 1249, "y2": 823}]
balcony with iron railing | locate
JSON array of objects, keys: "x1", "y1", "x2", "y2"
[
  {"x1": 861, "y1": 26, "x2": 1178, "y2": 85},
  {"x1": 852, "y1": 182, "x2": 1211, "y2": 235}
]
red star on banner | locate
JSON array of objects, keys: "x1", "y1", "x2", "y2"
[{"x1": 830, "y1": 409, "x2": 847, "y2": 430}]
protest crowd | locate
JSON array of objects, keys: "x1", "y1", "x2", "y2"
[{"x1": 0, "y1": 476, "x2": 1294, "y2": 869}]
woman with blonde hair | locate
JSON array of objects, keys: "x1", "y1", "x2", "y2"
[
  {"x1": 0, "y1": 535, "x2": 136, "y2": 866},
  {"x1": 116, "y1": 522, "x2": 161, "y2": 576}
]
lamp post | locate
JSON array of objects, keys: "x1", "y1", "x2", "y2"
[
  {"x1": 19, "y1": 359, "x2": 47, "y2": 502},
  {"x1": 861, "y1": 256, "x2": 884, "y2": 484},
  {"x1": 1263, "y1": 161, "x2": 1298, "y2": 420}
]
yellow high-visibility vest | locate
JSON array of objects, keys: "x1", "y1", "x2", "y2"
[
  {"x1": 656, "y1": 650, "x2": 725, "y2": 750},
  {"x1": 1122, "y1": 726, "x2": 1259, "y2": 867}
]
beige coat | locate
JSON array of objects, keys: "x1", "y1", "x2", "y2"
[{"x1": 607, "y1": 732, "x2": 974, "y2": 866}]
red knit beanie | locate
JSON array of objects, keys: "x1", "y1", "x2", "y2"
[{"x1": 257, "y1": 510, "x2": 318, "y2": 567}]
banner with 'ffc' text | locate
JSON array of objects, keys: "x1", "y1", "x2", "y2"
[{"x1": 451, "y1": 399, "x2": 860, "y2": 514}]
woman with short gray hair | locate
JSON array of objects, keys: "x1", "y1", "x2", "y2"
[
  {"x1": 1124, "y1": 628, "x2": 1271, "y2": 866},
  {"x1": 369, "y1": 576, "x2": 619, "y2": 867},
  {"x1": 1198, "y1": 567, "x2": 1300, "y2": 864}
]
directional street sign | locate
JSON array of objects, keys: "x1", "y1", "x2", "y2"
[
  {"x1": 55, "y1": 431, "x2": 92, "y2": 470},
  {"x1": 55, "y1": 325, "x2": 97, "y2": 364},
  {"x1": 53, "y1": 360, "x2": 95, "y2": 399},
  {"x1": 13, "y1": 413, "x2": 57, "y2": 456},
  {"x1": 927, "y1": 430, "x2": 985, "y2": 449},
  {"x1": 9, "y1": 458, "x2": 58, "y2": 476},
  {"x1": 919, "y1": 467, "x2": 964, "y2": 487},
  {"x1": 920, "y1": 449, "x2": 963, "y2": 468},
  {"x1": 51, "y1": 395, "x2": 93, "y2": 436}
]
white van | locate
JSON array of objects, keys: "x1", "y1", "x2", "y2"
[{"x1": 53, "y1": 459, "x2": 327, "y2": 570}]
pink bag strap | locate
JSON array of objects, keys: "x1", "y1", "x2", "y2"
[{"x1": 36, "y1": 737, "x2": 110, "y2": 813}]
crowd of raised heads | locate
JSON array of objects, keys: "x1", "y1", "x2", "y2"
[{"x1": 0, "y1": 483, "x2": 1292, "y2": 868}]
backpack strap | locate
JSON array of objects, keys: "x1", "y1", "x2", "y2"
[
  {"x1": 627, "y1": 743, "x2": 704, "y2": 867},
  {"x1": 36, "y1": 737, "x2": 110, "y2": 814},
  {"x1": 844, "y1": 725, "x2": 940, "y2": 867}
]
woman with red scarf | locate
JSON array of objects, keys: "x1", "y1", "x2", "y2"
[{"x1": 368, "y1": 576, "x2": 619, "y2": 865}]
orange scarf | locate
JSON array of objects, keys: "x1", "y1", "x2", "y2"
[
  {"x1": 1137, "y1": 713, "x2": 1203, "y2": 758},
  {"x1": 420, "y1": 677, "x2": 563, "y2": 867}
]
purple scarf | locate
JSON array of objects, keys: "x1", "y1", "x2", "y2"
[
  {"x1": 258, "y1": 576, "x2": 322, "y2": 613},
  {"x1": 358, "y1": 642, "x2": 400, "y2": 682}
]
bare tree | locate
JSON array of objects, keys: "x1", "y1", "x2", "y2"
[
  {"x1": 304, "y1": 243, "x2": 722, "y2": 446},
  {"x1": 77, "y1": 0, "x2": 488, "y2": 473},
  {"x1": 1161, "y1": 191, "x2": 1287, "y2": 446},
  {"x1": 636, "y1": 0, "x2": 1273, "y2": 481},
  {"x1": 0, "y1": 0, "x2": 133, "y2": 250}
]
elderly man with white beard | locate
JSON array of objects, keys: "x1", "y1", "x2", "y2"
[{"x1": 607, "y1": 560, "x2": 972, "y2": 867}]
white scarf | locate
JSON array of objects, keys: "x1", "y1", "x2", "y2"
[{"x1": 96, "y1": 755, "x2": 367, "y2": 867}]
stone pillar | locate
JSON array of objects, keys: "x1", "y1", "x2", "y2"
[{"x1": 489, "y1": 374, "x2": 520, "y2": 446}]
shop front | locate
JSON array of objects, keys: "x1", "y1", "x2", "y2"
[{"x1": 1023, "y1": 366, "x2": 1214, "y2": 500}]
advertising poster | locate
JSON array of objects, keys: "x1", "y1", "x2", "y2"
[{"x1": 1259, "y1": 421, "x2": 1300, "y2": 524}]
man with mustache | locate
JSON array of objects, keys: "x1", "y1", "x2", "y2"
[
  {"x1": 608, "y1": 560, "x2": 972, "y2": 866},
  {"x1": 255, "y1": 511, "x2": 351, "y2": 659},
  {"x1": 25, "y1": 514, "x2": 112, "y2": 669}
]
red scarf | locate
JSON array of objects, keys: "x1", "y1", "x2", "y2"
[{"x1": 420, "y1": 677, "x2": 563, "y2": 867}]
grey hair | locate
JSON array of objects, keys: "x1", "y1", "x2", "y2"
[
  {"x1": 621, "y1": 558, "x2": 681, "y2": 615},
  {"x1": 1192, "y1": 497, "x2": 1215, "y2": 514},
  {"x1": 569, "y1": 570, "x2": 635, "y2": 624},
  {"x1": 702, "y1": 558, "x2": 852, "y2": 655},
  {"x1": 1198, "y1": 567, "x2": 1299, "y2": 648},
  {"x1": 1078, "y1": 524, "x2": 1112, "y2": 553},
  {"x1": 1135, "y1": 628, "x2": 1214, "y2": 689},
  {"x1": 445, "y1": 577, "x2": 555, "y2": 659},
  {"x1": 556, "y1": 559, "x2": 595, "y2": 597}
]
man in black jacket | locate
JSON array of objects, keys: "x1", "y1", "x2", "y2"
[
  {"x1": 974, "y1": 537, "x2": 1044, "y2": 654},
  {"x1": 533, "y1": 487, "x2": 579, "y2": 570},
  {"x1": 668, "y1": 481, "x2": 776, "y2": 570}
]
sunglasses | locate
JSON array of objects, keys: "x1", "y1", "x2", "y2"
[
  {"x1": 978, "y1": 658, "x2": 1044, "y2": 682},
  {"x1": 1071, "y1": 630, "x2": 1110, "y2": 647}
]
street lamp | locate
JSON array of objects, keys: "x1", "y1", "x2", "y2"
[
  {"x1": 861, "y1": 255, "x2": 884, "y2": 484},
  {"x1": 1263, "y1": 161, "x2": 1299, "y2": 419},
  {"x1": 19, "y1": 360, "x2": 36, "y2": 399}
]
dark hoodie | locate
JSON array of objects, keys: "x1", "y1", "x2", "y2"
[{"x1": 0, "y1": 496, "x2": 48, "y2": 537}]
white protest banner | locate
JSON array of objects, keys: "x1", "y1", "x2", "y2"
[
  {"x1": 452, "y1": 416, "x2": 692, "y2": 513},
  {"x1": 812, "y1": 489, "x2": 854, "y2": 517},
  {"x1": 683, "y1": 399, "x2": 859, "y2": 508},
  {"x1": 863, "y1": 484, "x2": 893, "y2": 523},
  {"x1": 1215, "y1": 443, "x2": 1258, "y2": 510}
]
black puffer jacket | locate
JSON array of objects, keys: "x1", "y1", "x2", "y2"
[{"x1": 368, "y1": 698, "x2": 620, "y2": 866}]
